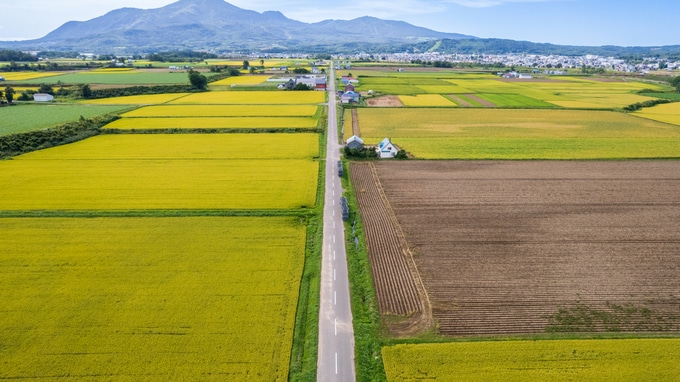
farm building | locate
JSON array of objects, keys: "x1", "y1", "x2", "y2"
[
  {"x1": 341, "y1": 91, "x2": 360, "y2": 104},
  {"x1": 376, "y1": 138, "x2": 399, "y2": 158},
  {"x1": 346, "y1": 135, "x2": 364, "y2": 150},
  {"x1": 344, "y1": 83, "x2": 355, "y2": 92},
  {"x1": 341, "y1": 76, "x2": 359, "y2": 85},
  {"x1": 315, "y1": 77, "x2": 327, "y2": 91},
  {"x1": 33, "y1": 93, "x2": 54, "y2": 102}
]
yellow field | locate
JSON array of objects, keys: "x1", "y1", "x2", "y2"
[
  {"x1": 211, "y1": 75, "x2": 270, "y2": 86},
  {"x1": 17, "y1": 134, "x2": 320, "y2": 160},
  {"x1": 122, "y1": 105, "x2": 319, "y2": 118},
  {"x1": 0, "y1": 134, "x2": 319, "y2": 210},
  {"x1": 81, "y1": 93, "x2": 189, "y2": 105},
  {"x1": 104, "y1": 116, "x2": 318, "y2": 130},
  {"x1": 0, "y1": 216, "x2": 305, "y2": 381},
  {"x1": 398, "y1": 94, "x2": 457, "y2": 107},
  {"x1": 169, "y1": 90, "x2": 325, "y2": 104},
  {"x1": 633, "y1": 102, "x2": 680, "y2": 126},
  {"x1": 0, "y1": 71, "x2": 64, "y2": 81},
  {"x1": 383, "y1": 339, "x2": 680, "y2": 381}
]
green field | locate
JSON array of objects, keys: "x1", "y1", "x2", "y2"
[
  {"x1": 357, "y1": 108, "x2": 680, "y2": 159},
  {"x1": 103, "y1": 116, "x2": 319, "y2": 130},
  {"x1": 0, "y1": 104, "x2": 130, "y2": 136},
  {"x1": 17, "y1": 70, "x2": 201, "y2": 85},
  {"x1": 0, "y1": 216, "x2": 305, "y2": 381},
  {"x1": 382, "y1": 339, "x2": 680, "y2": 381},
  {"x1": 0, "y1": 134, "x2": 319, "y2": 210}
]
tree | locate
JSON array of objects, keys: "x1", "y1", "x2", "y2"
[
  {"x1": 81, "y1": 84, "x2": 92, "y2": 99},
  {"x1": 38, "y1": 84, "x2": 54, "y2": 95},
  {"x1": 188, "y1": 69, "x2": 208, "y2": 90},
  {"x1": 5, "y1": 86, "x2": 15, "y2": 103},
  {"x1": 0, "y1": 89, "x2": 4, "y2": 102},
  {"x1": 242, "y1": 60, "x2": 250, "y2": 70},
  {"x1": 259, "y1": 59, "x2": 264, "y2": 67}
]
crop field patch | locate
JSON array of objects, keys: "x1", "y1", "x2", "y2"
[
  {"x1": 104, "y1": 116, "x2": 319, "y2": 130},
  {"x1": 355, "y1": 161, "x2": 680, "y2": 336},
  {"x1": 633, "y1": 102, "x2": 680, "y2": 126},
  {"x1": 0, "y1": 134, "x2": 319, "y2": 210},
  {"x1": 170, "y1": 90, "x2": 325, "y2": 104},
  {"x1": 16, "y1": 133, "x2": 320, "y2": 160},
  {"x1": 0, "y1": 216, "x2": 305, "y2": 381},
  {"x1": 0, "y1": 104, "x2": 130, "y2": 136},
  {"x1": 383, "y1": 339, "x2": 680, "y2": 381},
  {"x1": 122, "y1": 105, "x2": 320, "y2": 118},
  {"x1": 475, "y1": 93, "x2": 555, "y2": 107},
  {"x1": 210, "y1": 75, "x2": 270, "y2": 86},
  {"x1": 356, "y1": 108, "x2": 680, "y2": 159},
  {"x1": 398, "y1": 94, "x2": 457, "y2": 107},
  {"x1": 81, "y1": 93, "x2": 190, "y2": 105},
  {"x1": 0, "y1": 71, "x2": 65, "y2": 81},
  {"x1": 19, "y1": 70, "x2": 199, "y2": 85}
]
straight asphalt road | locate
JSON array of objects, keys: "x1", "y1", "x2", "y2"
[{"x1": 317, "y1": 64, "x2": 356, "y2": 382}]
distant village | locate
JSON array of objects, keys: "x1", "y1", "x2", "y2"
[{"x1": 331, "y1": 52, "x2": 680, "y2": 73}]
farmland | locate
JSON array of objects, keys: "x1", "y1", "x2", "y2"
[
  {"x1": 633, "y1": 101, "x2": 680, "y2": 126},
  {"x1": 0, "y1": 134, "x2": 319, "y2": 210},
  {"x1": 351, "y1": 161, "x2": 680, "y2": 336},
  {"x1": 103, "y1": 116, "x2": 319, "y2": 130},
  {"x1": 0, "y1": 104, "x2": 131, "y2": 136},
  {"x1": 169, "y1": 90, "x2": 325, "y2": 104},
  {"x1": 16, "y1": 70, "x2": 200, "y2": 85},
  {"x1": 383, "y1": 339, "x2": 680, "y2": 381},
  {"x1": 355, "y1": 108, "x2": 680, "y2": 159},
  {"x1": 121, "y1": 105, "x2": 320, "y2": 118},
  {"x1": 347, "y1": 70, "x2": 668, "y2": 109},
  {"x1": 81, "y1": 93, "x2": 190, "y2": 105},
  {"x1": 0, "y1": 216, "x2": 305, "y2": 381}
]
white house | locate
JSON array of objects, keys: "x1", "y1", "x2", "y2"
[
  {"x1": 33, "y1": 93, "x2": 54, "y2": 102},
  {"x1": 376, "y1": 138, "x2": 399, "y2": 158},
  {"x1": 346, "y1": 135, "x2": 364, "y2": 150}
]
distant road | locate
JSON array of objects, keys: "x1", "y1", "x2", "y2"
[{"x1": 317, "y1": 64, "x2": 356, "y2": 382}]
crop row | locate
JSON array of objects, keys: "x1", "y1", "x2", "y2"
[{"x1": 350, "y1": 162, "x2": 422, "y2": 316}]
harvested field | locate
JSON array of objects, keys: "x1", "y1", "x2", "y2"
[
  {"x1": 350, "y1": 163, "x2": 430, "y2": 334},
  {"x1": 366, "y1": 95, "x2": 403, "y2": 107},
  {"x1": 464, "y1": 94, "x2": 496, "y2": 107},
  {"x1": 355, "y1": 161, "x2": 680, "y2": 336}
]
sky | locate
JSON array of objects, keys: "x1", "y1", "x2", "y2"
[{"x1": 1, "y1": 0, "x2": 678, "y2": 47}]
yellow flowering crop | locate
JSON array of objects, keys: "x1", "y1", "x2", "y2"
[
  {"x1": 104, "y1": 116, "x2": 318, "y2": 130},
  {"x1": 121, "y1": 104, "x2": 320, "y2": 118},
  {"x1": 170, "y1": 90, "x2": 325, "y2": 105}
]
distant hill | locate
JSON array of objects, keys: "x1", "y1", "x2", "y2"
[
  {"x1": 406, "y1": 38, "x2": 680, "y2": 57},
  {"x1": 0, "y1": 0, "x2": 474, "y2": 54}
]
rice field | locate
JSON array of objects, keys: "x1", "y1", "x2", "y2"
[
  {"x1": 211, "y1": 75, "x2": 270, "y2": 86},
  {"x1": 170, "y1": 90, "x2": 325, "y2": 105},
  {"x1": 81, "y1": 93, "x2": 190, "y2": 105},
  {"x1": 0, "y1": 216, "x2": 305, "y2": 381},
  {"x1": 398, "y1": 94, "x2": 457, "y2": 107},
  {"x1": 0, "y1": 134, "x2": 319, "y2": 210},
  {"x1": 356, "y1": 72, "x2": 669, "y2": 109},
  {"x1": 357, "y1": 108, "x2": 680, "y2": 159},
  {"x1": 382, "y1": 339, "x2": 680, "y2": 381},
  {"x1": 103, "y1": 116, "x2": 319, "y2": 130},
  {"x1": 19, "y1": 70, "x2": 199, "y2": 85},
  {"x1": 0, "y1": 71, "x2": 65, "y2": 81},
  {"x1": 633, "y1": 102, "x2": 680, "y2": 126},
  {"x1": 121, "y1": 105, "x2": 320, "y2": 118}
]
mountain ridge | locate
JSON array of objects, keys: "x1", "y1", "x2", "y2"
[{"x1": 0, "y1": 0, "x2": 473, "y2": 53}]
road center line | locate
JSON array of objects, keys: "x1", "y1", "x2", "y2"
[
  {"x1": 334, "y1": 290, "x2": 337, "y2": 305},
  {"x1": 334, "y1": 268, "x2": 336, "y2": 281},
  {"x1": 335, "y1": 352, "x2": 338, "y2": 375}
]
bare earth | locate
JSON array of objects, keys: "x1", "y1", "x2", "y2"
[
  {"x1": 354, "y1": 160, "x2": 680, "y2": 336},
  {"x1": 463, "y1": 94, "x2": 496, "y2": 107},
  {"x1": 366, "y1": 96, "x2": 404, "y2": 107}
]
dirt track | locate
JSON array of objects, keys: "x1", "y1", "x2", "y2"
[{"x1": 356, "y1": 160, "x2": 680, "y2": 336}]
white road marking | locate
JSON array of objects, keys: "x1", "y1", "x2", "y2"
[
  {"x1": 333, "y1": 235, "x2": 336, "y2": 244},
  {"x1": 335, "y1": 352, "x2": 338, "y2": 375},
  {"x1": 334, "y1": 268, "x2": 336, "y2": 281},
  {"x1": 334, "y1": 291, "x2": 337, "y2": 305},
  {"x1": 332, "y1": 199, "x2": 335, "y2": 206},
  {"x1": 335, "y1": 318, "x2": 337, "y2": 336},
  {"x1": 333, "y1": 250, "x2": 336, "y2": 260}
]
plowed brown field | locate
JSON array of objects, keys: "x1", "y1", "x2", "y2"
[{"x1": 354, "y1": 160, "x2": 680, "y2": 336}]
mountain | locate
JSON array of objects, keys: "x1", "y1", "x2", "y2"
[{"x1": 0, "y1": 0, "x2": 474, "y2": 53}]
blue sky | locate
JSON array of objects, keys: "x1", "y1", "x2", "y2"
[{"x1": 1, "y1": 0, "x2": 678, "y2": 46}]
